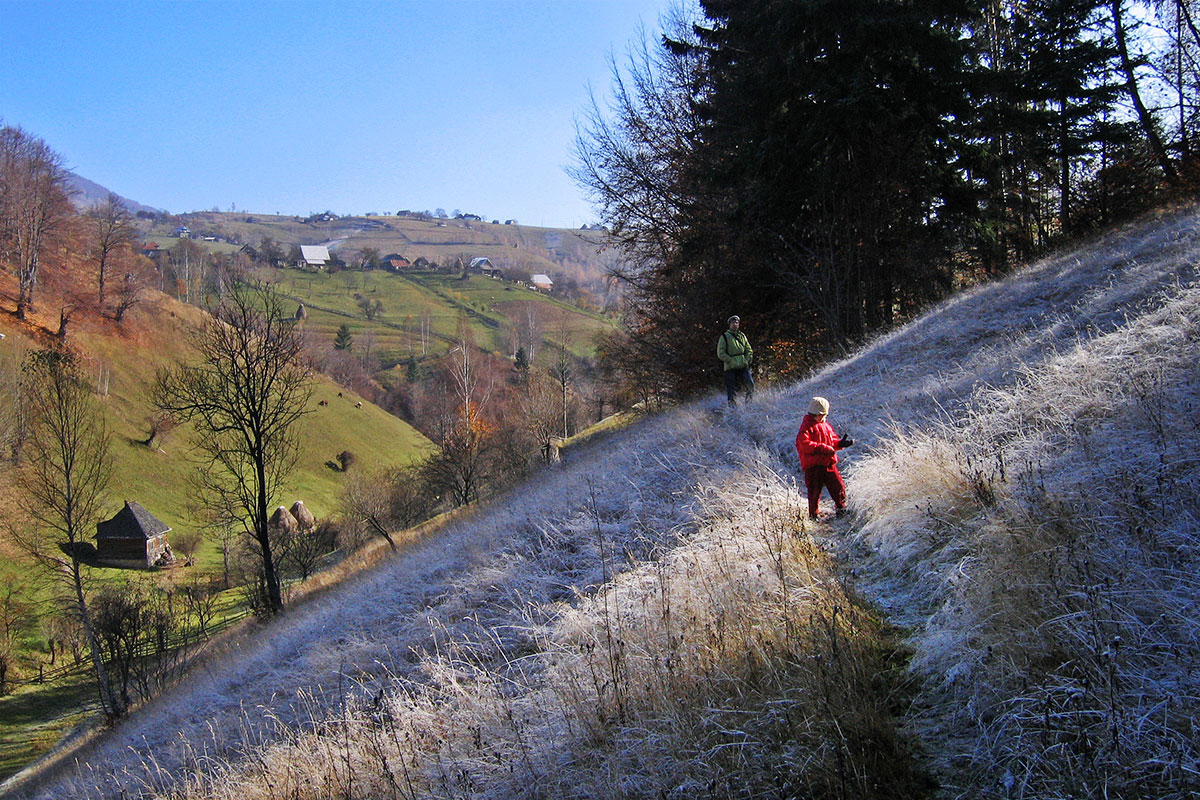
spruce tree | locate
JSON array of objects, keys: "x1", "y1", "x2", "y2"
[
  {"x1": 685, "y1": 0, "x2": 977, "y2": 356},
  {"x1": 333, "y1": 324, "x2": 352, "y2": 351}
]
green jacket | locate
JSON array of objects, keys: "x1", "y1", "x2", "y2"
[{"x1": 717, "y1": 329, "x2": 753, "y2": 371}]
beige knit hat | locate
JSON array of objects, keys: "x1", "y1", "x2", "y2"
[{"x1": 807, "y1": 396, "x2": 829, "y2": 416}]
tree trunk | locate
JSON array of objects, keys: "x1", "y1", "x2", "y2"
[
  {"x1": 256, "y1": 459, "x2": 283, "y2": 614},
  {"x1": 73, "y1": 563, "x2": 124, "y2": 720},
  {"x1": 1112, "y1": 0, "x2": 1178, "y2": 183}
]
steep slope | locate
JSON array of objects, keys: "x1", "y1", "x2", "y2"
[
  {"x1": 10, "y1": 205, "x2": 1200, "y2": 799},
  {"x1": 0, "y1": 289, "x2": 432, "y2": 552},
  {"x1": 0, "y1": 285, "x2": 434, "y2": 780}
]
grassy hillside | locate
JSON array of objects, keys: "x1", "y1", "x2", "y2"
[
  {"x1": 16, "y1": 206, "x2": 1199, "y2": 800},
  {"x1": 271, "y1": 268, "x2": 613, "y2": 367},
  {"x1": 148, "y1": 211, "x2": 620, "y2": 303},
  {"x1": 58, "y1": 290, "x2": 429, "y2": 535},
  {"x1": 0, "y1": 285, "x2": 433, "y2": 781}
]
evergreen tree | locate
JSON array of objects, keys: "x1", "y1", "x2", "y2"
[
  {"x1": 573, "y1": 0, "x2": 1182, "y2": 400},
  {"x1": 968, "y1": 0, "x2": 1133, "y2": 263},
  {"x1": 682, "y1": 0, "x2": 977, "y2": 363},
  {"x1": 333, "y1": 324, "x2": 353, "y2": 351}
]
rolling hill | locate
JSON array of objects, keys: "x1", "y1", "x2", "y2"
[
  {"x1": 9, "y1": 202, "x2": 1198, "y2": 798},
  {"x1": 0, "y1": 280, "x2": 434, "y2": 779},
  {"x1": 150, "y1": 210, "x2": 623, "y2": 309},
  {"x1": 0, "y1": 286, "x2": 432, "y2": 547},
  {"x1": 65, "y1": 172, "x2": 162, "y2": 218}
]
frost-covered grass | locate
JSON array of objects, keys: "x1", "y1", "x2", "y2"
[
  {"x1": 851, "y1": 280, "x2": 1200, "y2": 798},
  {"x1": 126, "y1": 475, "x2": 925, "y2": 800},
  {"x1": 11, "y1": 204, "x2": 1200, "y2": 799}
]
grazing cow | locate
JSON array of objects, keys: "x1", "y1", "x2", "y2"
[{"x1": 355, "y1": 401, "x2": 362, "y2": 409}]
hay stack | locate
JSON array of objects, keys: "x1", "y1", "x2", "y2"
[
  {"x1": 289, "y1": 500, "x2": 316, "y2": 532},
  {"x1": 269, "y1": 505, "x2": 299, "y2": 535}
]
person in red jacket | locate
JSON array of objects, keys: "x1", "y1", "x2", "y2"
[{"x1": 795, "y1": 396, "x2": 854, "y2": 520}]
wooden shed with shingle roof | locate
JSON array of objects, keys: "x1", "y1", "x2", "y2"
[{"x1": 96, "y1": 501, "x2": 173, "y2": 568}]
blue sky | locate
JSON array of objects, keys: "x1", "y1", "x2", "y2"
[{"x1": 0, "y1": 0, "x2": 670, "y2": 227}]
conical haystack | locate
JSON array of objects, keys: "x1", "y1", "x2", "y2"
[
  {"x1": 289, "y1": 500, "x2": 316, "y2": 532},
  {"x1": 268, "y1": 505, "x2": 299, "y2": 535}
]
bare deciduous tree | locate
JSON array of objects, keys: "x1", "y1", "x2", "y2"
[
  {"x1": 278, "y1": 521, "x2": 335, "y2": 581},
  {"x1": 86, "y1": 193, "x2": 137, "y2": 307},
  {"x1": 340, "y1": 464, "x2": 431, "y2": 551},
  {"x1": 549, "y1": 315, "x2": 574, "y2": 438},
  {"x1": 6, "y1": 348, "x2": 124, "y2": 718},
  {"x1": 521, "y1": 372, "x2": 565, "y2": 464},
  {"x1": 421, "y1": 322, "x2": 499, "y2": 506},
  {"x1": 113, "y1": 261, "x2": 154, "y2": 323},
  {"x1": 0, "y1": 570, "x2": 32, "y2": 693},
  {"x1": 522, "y1": 302, "x2": 542, "y2": 361},
  {"x1": 154, "y1": 285, "x2": 312, "y2": 615},
  {"x1": 0, "y1": 125, "x2": 74, "y2": 320},
  {"x1": 419, "y1": 308, "x2": 433, "y2": 356}
]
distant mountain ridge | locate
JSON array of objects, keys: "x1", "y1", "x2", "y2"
[{"x1": 66, "y1": 171, "x2": 165, "y2": 216}]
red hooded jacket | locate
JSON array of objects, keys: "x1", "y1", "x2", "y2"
[{"x1": 795, "y1": 414, "x2": 845, "y2": 469}]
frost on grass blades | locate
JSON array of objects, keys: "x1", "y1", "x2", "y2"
[
  {"x1": 854, "y1": 280, "x2": 1200, "y2": 797},
  {"x1": 14, "y1": 205, "x2": 1200, "y2": 800},
  {"x1": 71, "y1": 470, "x2": 925, "y2": 800}
]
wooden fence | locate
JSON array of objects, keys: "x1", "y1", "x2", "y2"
[{"x1": 4, "y1": 606, "x2": 252, "y2": 691}]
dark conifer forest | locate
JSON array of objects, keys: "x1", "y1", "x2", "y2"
[{"x1": 574, "y1": 0, "x2": 1197, "y2": 394}]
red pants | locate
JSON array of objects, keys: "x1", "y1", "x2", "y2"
[{"x1": 804, "y1": 465, "x2": 846, "y2": 517}]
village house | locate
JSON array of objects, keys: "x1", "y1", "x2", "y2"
[
  {"x1": 96, "y1": 501, "x2": 173, "y2": 568},
  {"x1": 383, "y1": 253, "x2": 411, "y2": 270},
  {"x1": 469, "y1": 256, "x2": 504, "y2": 278},
  {"x1": 531, "y1": 273, "x2": 554, "y2": 292},
  {"x1": 298, "y1": 245, "x2": 331, "y2": 269}
]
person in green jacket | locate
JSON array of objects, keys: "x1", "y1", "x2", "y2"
[{"x1": 717, "y1": 315, "x2": 754, "y2": 404}]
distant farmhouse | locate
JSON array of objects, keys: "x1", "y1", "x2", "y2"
[
  {"x1": 531, "y1": 273, "x2": 554, "y2": 292},
  {"x1": 96, "y1": 501, "x2": 173, "y2": 568},
  {"x1": 383, "y1": 253, "x2": 411, "y2": 270},
  {"x1": 470, "y1": 257, "x2": 503, "y2": 278},
  {"x1": 299, "y1": 245, "x2": 331, "y2": 269}
]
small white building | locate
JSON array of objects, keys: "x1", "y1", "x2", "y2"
[
  {"x1": 299, "y1": 245, "x2": 331, "y2": 269},
  {"x1": 531, "y1": 273, "x2": 553, "y2": 292}
]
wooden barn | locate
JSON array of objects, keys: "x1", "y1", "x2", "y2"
[{"x1": 96, "y1": 501, "x2": 173, "y2": 568}]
